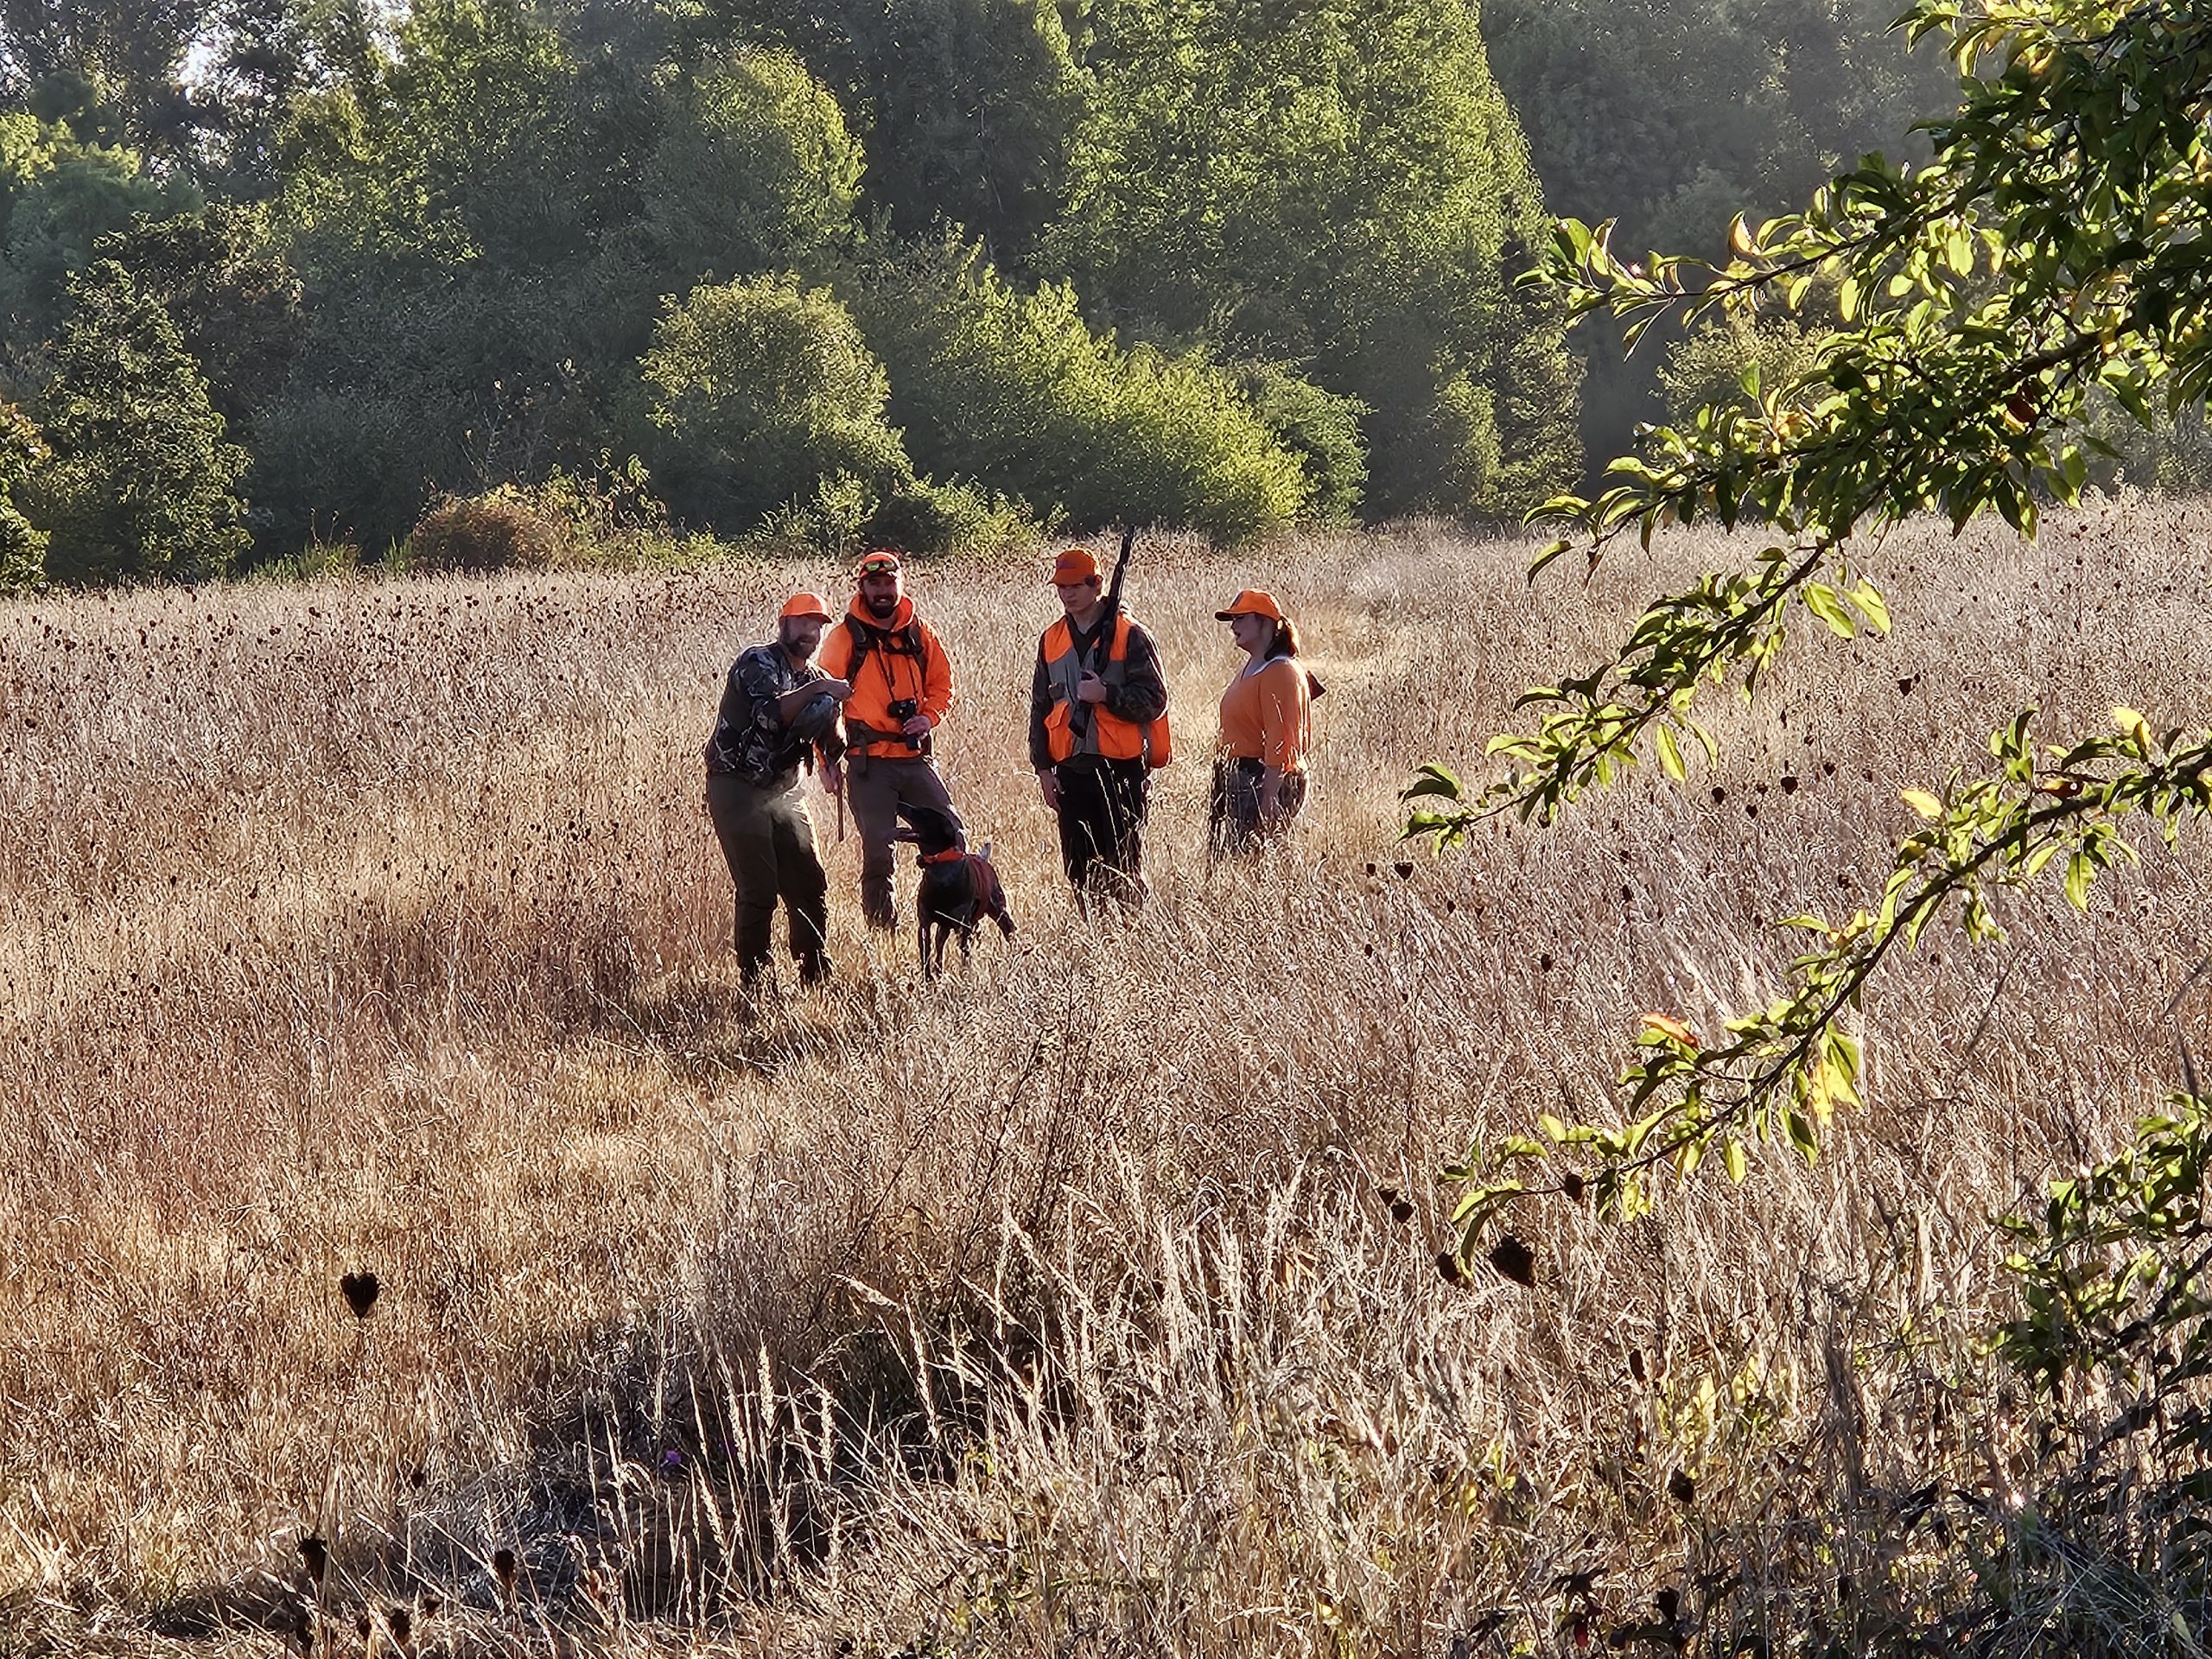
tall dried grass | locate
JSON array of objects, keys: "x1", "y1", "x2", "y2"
[{"x1": 5, "y1": 499, "x2": 2212, "y2": 1654}]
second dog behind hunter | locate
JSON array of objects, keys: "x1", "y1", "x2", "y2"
[{"x1": 817, "y1": 549, "x2": 960, "y2": 932}]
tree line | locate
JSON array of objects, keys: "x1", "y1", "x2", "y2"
[{"x1": 0, "y1": 0, "x2": 1963, "y2": 587}]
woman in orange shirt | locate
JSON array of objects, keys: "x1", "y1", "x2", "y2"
[{"x1": 1211, "y1": 589, "x2": 1312, "y2": 856}]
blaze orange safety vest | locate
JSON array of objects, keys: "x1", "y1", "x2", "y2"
[{"x1": 1042, "y1": 613, "x2": 1173, "y2": 768}]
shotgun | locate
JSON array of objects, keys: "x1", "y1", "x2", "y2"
[{"x1": 1068, "y1": 524, "x2": 1136, "y2": 747}]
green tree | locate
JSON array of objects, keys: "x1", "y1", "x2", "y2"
[
  {"x1": 0, "y1": 108, "x2": 184, "y2": 355},
  {"x1": 90, "y1": 201, "x2": 303, "y2": 446},
  {"x1": 1483, "y1": 0, "x2": 1959, "y2": 471},
  {"x1": 691, "y1": 0, "x2": 1085, "y2": 264},
  {"x1": 637, "y1": 271, "x2": 914, "y2": 534},
  {"x1": 639, "y1": 44, "x2": 864, "y2": 289},
  {"x1": 0, "y1": 0, "x2": 219, "y2": 155},
  {"x1": 257, "y1": 0, "x2": 887, "y2": 553},
  {"x1": 262, "y1": 0, "x2": 644, "y2": 549},
  {"x1": 0, "y1": 398, "x2": 47, "y2": 588},
  {"x1": 845, "y1": 238, "x2": 1313, "y2": 543},
  {"x1": 1044, "y1": 0, "x2": 1579, "y2": 521},
  {"x1": 29, "y1": 257, "x2": 249, "y2": 582}
]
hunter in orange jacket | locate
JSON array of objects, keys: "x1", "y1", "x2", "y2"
[{"x1": 816, "y1": 550, "x2": 961, "y2": 928}]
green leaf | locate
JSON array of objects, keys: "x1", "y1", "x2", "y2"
[
  {"x1": 1402, "y1": 764, "x2": 1465, "y2": 802},
  {"x1": 1802, "y1": 582, "x2": 1857, "y2": 638},
  {"x1": 2065, "y1": 849, "x2": 2094, "y2": 910}
]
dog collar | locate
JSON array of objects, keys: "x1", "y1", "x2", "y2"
[{"x1": 918, "y1": 846, "x2": 966, "y2": 866}]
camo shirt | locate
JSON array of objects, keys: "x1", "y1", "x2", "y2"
[{"x1": 705, "y1": 642, "x2": 832, "y2": 787}]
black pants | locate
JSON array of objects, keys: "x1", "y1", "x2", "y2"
[{"x1": 1055, "y1": 757, "x2": 1148, "y2": 899}]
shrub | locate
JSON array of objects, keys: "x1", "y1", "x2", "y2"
[
  {"x1": 29, "y1": 258, "x2": 249, "y2": 584},
  {"x1": 1235, "y1": 362, "x2": 1370, "y2": 525},
  {"x1": 406, "y1": 486, "x2": 567, "y2": 573},
  {"x1": 847, "y1": 240, "x2": 1312, "y2": 544},
  {"x1": 638, "y1": 273, "x2": 916, "y2": 536},
  {"x1": 0, "y1": 401, "x2": 48, "y2": 590}
]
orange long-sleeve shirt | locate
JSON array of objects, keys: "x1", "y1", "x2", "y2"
[
  {"x1": 1217, "y1": 657, "x2": 1310, "y2": 771},
  {"x1": 816, "y1": 594, "x2": 955, "y2": 758}
]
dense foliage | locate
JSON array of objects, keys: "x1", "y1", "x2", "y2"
[
  {"x1": 0, "y1": 0, "x2": 1644, "y2": 582},
  {"x1": 28, "y1": 256, "x2": 247, "y2": 582}
]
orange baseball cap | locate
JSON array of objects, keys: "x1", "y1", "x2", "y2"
[
  {"x1": 855, "y1": 549, "x2": 903, "y2": 578},
  {"x1": 1051, "y1": 547, "x2": 1101, "y2": 585},
  {"x1": 1215, "y1": 588, "x2": 1283, "y2": 622},
  {"x1": 779, "y1": 591, "x2": 833, "y2": 622}
]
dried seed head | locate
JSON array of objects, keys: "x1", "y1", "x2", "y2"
[
  {"x1": 493, "y1": 1547, "x2": 518, "y2": 1596},
  {"x1": 298, "y1": 1535, "x2": 327, "y2": 1584},
  {"x1": 340, "y1": 1271, "x2": 380, "y2": 1319},
  {"x1": 1487, "y1": 1236, "x2": 1536, "y2": 1287}
]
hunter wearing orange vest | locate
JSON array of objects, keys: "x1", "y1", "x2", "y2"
[
  {"x1": 817, "y1": 549, "x2": 960, "y2": 931},
  {"x1": 1030, "y1": 546, "x2": 1170, "y2": 903}
]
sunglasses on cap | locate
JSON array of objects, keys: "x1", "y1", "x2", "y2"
[{"x1": 856, "y1": 553, "x2": 902, "y2": 577}]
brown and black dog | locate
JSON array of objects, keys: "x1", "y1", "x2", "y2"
[{"x1": 893, "y1": 803, "x2": 1016, "y2": 978}]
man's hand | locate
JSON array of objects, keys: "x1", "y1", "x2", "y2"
[
  {"x1": 1038, "y1": 768, "x2": 1061, "y2": 811},
  {"x1": 818, "y1": 677, "x2": 854, "y2": 702},
  {"x1": 1075, "y1": 671, "x2": 1109, "y2": 705},
  {"x1": 900, "y1": 712, "x2": 935, "y2": 738}
]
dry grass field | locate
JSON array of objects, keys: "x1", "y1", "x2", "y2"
[{"x1": 7, "y1": 499, "x2": 2212, "y2": 1656}]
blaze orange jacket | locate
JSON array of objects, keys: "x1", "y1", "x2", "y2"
[{"x1": 816, "y1": 595, "x2": 955, "y2": 759}]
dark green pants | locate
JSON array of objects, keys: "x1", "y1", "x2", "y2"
[{"x1": 706, "y1": 772, "x2": 829, "y2": 986}]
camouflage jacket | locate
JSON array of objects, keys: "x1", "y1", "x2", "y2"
[{"x1": 704, "y1": 642, "x2": 841, "y2": 786}]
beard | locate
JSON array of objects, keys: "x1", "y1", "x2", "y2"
[
  {"x1": 863, "y1": 592, "x2": 899, "y2": 620},
  {"x1": 779, "y1": 623, "x2": 819, "y2": 658}
]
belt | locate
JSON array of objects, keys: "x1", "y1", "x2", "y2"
[{"x1": 845, "y1": 720, "x2": 929, "y2": 757}]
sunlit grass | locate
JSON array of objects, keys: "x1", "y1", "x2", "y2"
[{"x1": 6, "y1": 499, "x2": 2212, "y2": 1653}]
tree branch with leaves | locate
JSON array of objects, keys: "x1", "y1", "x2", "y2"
[{"x1": 1410, "y1": 0, "x2": 2212, "y2": 1270}]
